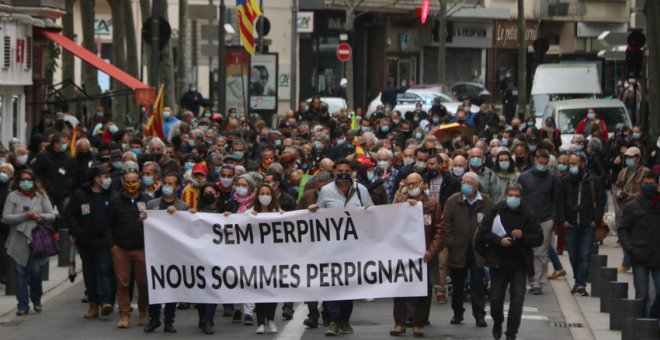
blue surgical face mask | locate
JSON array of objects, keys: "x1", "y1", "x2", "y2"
[
  {"x1": 501, "y1": 138, "x2": 509, "y2": 146},
  {"x1": 43, "y1": 118, "x2": 53, "y2": 126},
  {"x1": 204, "y1": 113, "x2": 212, "y2": 119},
  {"x1": 499, "y1": 161, "x2": 510, "y2": 171},
  {"x1": 142, "y1": 176, "x2": 154, "y2": 186},
  {"x1": 19, "y1": 180, "x2": 34, "y2": 191},
  {"x1": 60, "y1": 143, "x2": 68, "y2": 152},
  {"x1": 367, "y1": 171, "x2": 375, "y2": 181},
  {"x1": 569, "y1": 166, "x2": 580, "y2": 175},
  {"x1": 381, "y1": 125, "x2": 390, "y2": 133},
  {"x1": 274, "y1": 139, "x2": 282, "y2": 146},
  {"x1": 432, "y1": 117, "x2": 440, "y2": 124},
  {"x1": 163, "y1": 111, "x2": 171, "y2": 119},
  {"x1": 469, "y1": 157, "x2": 483, "y2": 168},
  {"x1": 641, "y1": 183, "x2": 658, "y2": 197},
  {"x1": 415, "y1": 132, "x2": 423, "y2": 139},
  {"x1": 529, "y1": 145, "x2": 537, "y2": 152},
  {"x1": 576, "y1": 144, "x2": 584, "y2": 151},
  {"x1": 587, "y1": 112, "x2": 596, "y2": 120},
  {"x1": 632, "y1": 132, "x2": 641, "y2": 140},
  {"x1": 558, "y1": 164, "x2": 568, "y2": 172},
  {"x1": 109, "y1": 124, "x2": 119, "y2": 133},
  {"x1": 131, "y1": 149, "x2": 142, "y2": 156},
  {"x1": 234, "y1": 151, "x2": 244, "y2": 160},
  {"x1": 162, "y1": 186, "x2": 175, "y2": 197},
  {"x1": 336, "y1": 138, "x2": 345, "y2": 145},
  {"x1": 535, "y1": 163, "x2": 547, "y2": 172},
  {"x1": 96, "y1": 111, "x2": 104, "y2": 117},
  {"x1": 461, "y1": 183, "x2": 474, "y2": 196},
  {"x1": 506, "y1": 196, "x2": 521, "y2": 209},
  {"x1": 185, "y1": 162, "x2": 195, "y2": 171},
  {"x1": 112, "y1": 161, "x2": 123, "y2": 170},
  {"x1": 214, "y1": 167, "x2": 221, "y2": 174},
  {"x1": 0, "y1": 172, "x2": 8, "y2": 183},
  {"x1": 625, "y1": 158, "x2": 636, "y2": 168}
]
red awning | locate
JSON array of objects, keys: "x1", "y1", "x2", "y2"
[{"x1": 36, "y1": 28, "x2": 151, "y2": 90}]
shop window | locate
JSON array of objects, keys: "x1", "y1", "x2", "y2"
[
  {"x1": 3, "y1": 36, "x2": 10, "y2": 69},
  {"x1": 575, "y1": 37, "x2": 586, "y2": 51}
]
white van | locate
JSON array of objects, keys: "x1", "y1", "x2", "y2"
[
  {"x1": 542, "y1": 99, "x2": 631, "y2": 150},
  {"x1": 530, "y1": 63, "x2": 602, "y2": 124}
]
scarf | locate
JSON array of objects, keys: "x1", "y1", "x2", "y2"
[
  {"x1": 18, "y1": 189, "x2": 35, "y2": 199},
  {"x1": 148, "y1": 178, "x2": 161, "y2": 193},
  {"x1": 235, "y1": 191, "x2": 256, "y2": 213}
]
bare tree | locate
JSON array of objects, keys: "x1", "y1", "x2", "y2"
[
  {"x1": 81, "y1": 0, "x2": 99, "y2": 120},
  {"x1": 108, "y1": 0, "x2": 127, "y2": 125},
  {"x1": 122, "y1": 0, "x2": 139, "y2": 124},
  {"x1": 646, "y1": 1, "x2": 659, "y2": 137},
  {"x1": 159, "y1": 0, "x2": 177, "y2": 112},
  {"x1": 61, "y1": 0, "x2": 75, "y2": 113},
  {"x1": 517, "y1": 0, "x2": 527, "y2": 114},
  {"x1": 177, "y1": 0, "x2": 189, "y2": 103}
]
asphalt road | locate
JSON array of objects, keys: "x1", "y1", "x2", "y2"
[{"x1": 1, "y1": 280, "x2": 573, "y2": 339}]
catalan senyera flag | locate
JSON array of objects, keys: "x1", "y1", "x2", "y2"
[
  {"x1": 237, "y1": 0, "x2": 262, "y2": 56},
  {"x1": 70, "y1": 128, "x2": 77, "y2": 157},
  {"x1": 354, "y1": 136, "x2": 366, "y2": 161},
  {"x1": 144, "y1": 85, "x2": 166, "y2": 141}
]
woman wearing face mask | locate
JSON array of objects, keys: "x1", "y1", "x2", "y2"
[
  {"x1": 0, "y1": 163, "x2": 15, "y2": 284},
  {"x1": 247, "y1": 184, "x2": 283, "y2": 334},
  {"x1": 493, "y1": 150, "x2": 519, "y2": 203},
  {"x1": 539, "y1": 117, "x2": 561, "y2": 152},
  {"x1": 2, "y1": 170, "x2": 56, "y2": 315}
]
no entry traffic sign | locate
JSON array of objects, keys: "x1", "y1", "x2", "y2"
[{"x1": 336, "y1": 43, "x2": 352, "y2": 62}]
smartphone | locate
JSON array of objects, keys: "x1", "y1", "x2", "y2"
[{"x1": 23, "y1": 206, "x2": 30, "y2": 212}]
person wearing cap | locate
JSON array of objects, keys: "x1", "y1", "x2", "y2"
[
  {"x1": 180, "y1": 163, "x2": 208, "y2": 209},
  {"x1": 65, "y1": 165, "x2": 116, "y2": 319},
  {"x1": 143, "y1": 172, "x2": 189, "y2": 333},
  {"x1": 106, "y1": 167, "x2": 151, "y2": 328},
  {"x1": 614, "y1": 146, "x2": 651, "y2": 272}
]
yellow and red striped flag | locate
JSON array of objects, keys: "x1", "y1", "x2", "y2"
[
  {"x1": 354, "y1": 136, "x2": 366, "y2": 161},
  {"x1": 144, "y1": 85, "x2": 166, "y2": 141},
  {"x1": 236, "y1": 0, "x2": 262, "y2": 55}
]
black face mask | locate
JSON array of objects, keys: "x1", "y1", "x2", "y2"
[
  {"x1": 427, "y1": 169, "x2": 439, "y2": 178},
  {"x1": 515, "y1": 157, "x2": 525, "y2": 165},
  {"x1": 336, "y1": 173, "x2": 351, "y2": 181},
  {"x1": 201, "y1": 194, "x2": 216, "y2": 204}
]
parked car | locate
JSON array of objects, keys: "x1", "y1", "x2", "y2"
[
  {"x1": 542, "y1": 98, "x2": 630, "y2": 150},
  {"x1": 366, "y1": 89, "x2": 478, "y2": 118},
  {"x1": 531, "y1": 63, "x2": 602, "y2": 125},
  {"x1": 410, "y1": 83, "x2": 452, "y2": 97},
  {"x1": 450, "y1": 82, "x2": 493, "y2": 106},
  {"x1": 305, "y1": 97, "x2": 348, "y2": 115}
]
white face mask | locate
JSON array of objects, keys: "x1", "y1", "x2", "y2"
[
  {"x1": 408, "y1": 186, "x2": 422, "y2": 197},
  {"x1": 100, "y1": 178, "x2": 112, "y2": 190},
  {"x1": 452, "y1": 166, "x2": 465, "y2": 177},
  {"x1": 403, "y1": 157, "x2": 414, "y2": 166},
  {"x1": 16, "y1": 154, "x2": 28, "y2": 166},
  {"x1": 258, "y1": 195, "x2": 272, "y2": 206},
  {"x1": 377, "y1": 160, "x2": 390, "y2": 170}
]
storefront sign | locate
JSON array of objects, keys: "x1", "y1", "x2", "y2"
[
  {"x1": 94, "y1": 15, "x2": 113, "y2": 36},
  {"x1": 447, "y1": 22, "x2": 492, "y2": 48},
  {"x1": 577, "y1": 22, "x2": 627, "y2": 38},
  {"x1": 297, "y1": 12, "x2": 314, "y2": 33},
  {"x1": 493, "y1": 21, "x2": 539, "y2": 49}
]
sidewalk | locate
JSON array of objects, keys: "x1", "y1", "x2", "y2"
[
  {"x1": 551, "y1": 235, "x2": 636, "y2": 340},
  {"x1": 0, "y1": 255, "x2": 81, "y2": 320}
]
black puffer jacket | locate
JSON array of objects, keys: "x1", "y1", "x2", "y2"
[
  {"x1": 106, "y1": 190, "x2": 150, "y2": 250},
  {"x1": 618, "y1": 194, "x2": 660, "y2": 267},
  {"x1": 65, "y1": 185, "x2": 111, "y2": 247},
  {"x1": 32, "y1": 146, "x2": 75, "y2": 202},
  {"x1": 475, "y1": 201, "x2": 544, "y2": 275},
  {"x1": 557, "y1": 171, "x2": 606, "y2": 227}
]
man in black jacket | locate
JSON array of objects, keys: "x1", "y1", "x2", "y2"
[
  {"x1": 617, "y1": 172, "x2": 660, "y2": 319},
  {"x1": 476, "y1": 184, "x2": 543, "y2": 340},
  {"x1": 107, "y1": 168, "x2": 151, "y2": 329},
  {"x1": 65, "y1": 165, "x2": 115, "y2": 319},
  {"x1": 32, "y1": 133, "x2": 75, "y2": 215},
  {"x1": 558, "y1": 154, "x2": 606, "y2": 296}
]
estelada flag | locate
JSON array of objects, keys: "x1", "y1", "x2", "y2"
[
  {"x1": 144, "y1": 85, "x2": 166, "y2": 141},
  {"x1": 237, "y1": 0, "x2": 262, "y2": 56}
]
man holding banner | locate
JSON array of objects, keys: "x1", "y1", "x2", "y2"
[
  {"x1": 390, "y1": 173, "x2": 444, "y2": 338},
  {"x1": 308, "y1": 158, "x2": 373, "y2": 336}
]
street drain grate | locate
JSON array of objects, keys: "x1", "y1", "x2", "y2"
[
  {"x1": 552, "y1": 321, "x2": 583, "y2": 328},
  {"x1": 0, "y1": 320, "x2": 22, "y2": 327}
]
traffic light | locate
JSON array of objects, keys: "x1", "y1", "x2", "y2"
[{"x1": 625, "y1": 31, "x2": 645, "y2": 79}]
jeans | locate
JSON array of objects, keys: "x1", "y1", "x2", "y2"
[
  {"x1": 78, "y1": 239, "x2": 115, "y2": 305},
  {"x1": 632, "y1": 266, "x2": 660, "y2": 319},
  {"x1": 548, "y1": 245, "x2": 563, "y2": 271},
  {"x1": 197, "y1": 304, "x2": 217, "y2": 326},
  {"x1": 530, "y1": 219, "x2": 554, "y2": 289},
  {"x1": 564, "y1": 225, "x2": 595, "y2": 288},
  {"x1": 149, "y1": 303, "x2": 176, "y2": 324},
  {"x1": 13, "y1": 256, "x2": 43, "y2": 312},
  {"x1": 325, "y1": 300, "x2": 353, "y2": 323},
  {"x1": 394, "y1": 285, "x2": 432, "y2": 327},
  {"x1": 449, "y1": 250, "x2": 486, "y2": 319},
  {"x1": 490, "y1": 268, "x2": 527, "y2": 338},
  {"x1": 622, "y1": 249, "x2": 631, "y2": 267}
]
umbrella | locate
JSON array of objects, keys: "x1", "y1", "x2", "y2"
[{"x1": 429, "y1": 123, "x2": 473, "y2": 143}]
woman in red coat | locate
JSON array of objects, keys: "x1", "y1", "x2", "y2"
[{"x1": 575, "y1": 109, "x2": 608, "y2": 141}]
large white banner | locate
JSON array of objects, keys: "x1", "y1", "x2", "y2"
[{"x1": 144, "y1": 203, "x2": 427, "y2": 304}]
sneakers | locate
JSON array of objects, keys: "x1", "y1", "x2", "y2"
[
  {"x1": 101, "y1": 303, "x2": 114, "y2": 316},
  {"x1": 325, "y1": 321, "x2": 339, "y2": 336},
  {"x1": 618, "y1": 265, "x2": 631, "y2": 273},
  {"x1": 528, "y1": 287, "x2": 543, "y2": 295},
  {"x1": 267, "y1": 320, "x2": 278, "y2": 333},
  {"x1": 117, "y1": 314, "x2": 130, "y2": 328},
  {"x1": 33, "y1": 304, "x2": 42, "y2": 313},
  {"x1": 339, "y1": 321, "x2": 353, "y2": 334},
  {"x1": 16, "y1": 309, "x2": 28, "y2": 316},
  {"x1": 244, "y1": 314, "x2": 254, "y2": 325},
  {"x1": 574, "y1": 287, "x2": 589, "y2": 296},
  {"x1": 256, "y1": 324, "x2": 265, "y2": 334},
  {"x1": 548, "y1": 269, "x2": 567, "y2": 279}
]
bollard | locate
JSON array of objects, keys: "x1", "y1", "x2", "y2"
[
  {"x1": 41, "y1": 261, "x2": 49, "y2": 281},
  {"x1": 603, "y1": 282, "x2": 628, "y2": 331},
  {"x1": 588, "y1": 254, "x2": 607, "y2": 283},
  {"x1": 5, "y1": 259, "x2": 15, "y2": 295},
  {"x1": 58, "y1": 228, "x2": 70, "y2": 267},
  {"x1": 594, "y1": 267, "x2": 617, "y2": 298},
  {"x1": 633, "y1": 318, "x2": 660, "y2": 340},
  {"x1": 621, "y1": 299, "x2": 643, "y2": 340}
]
